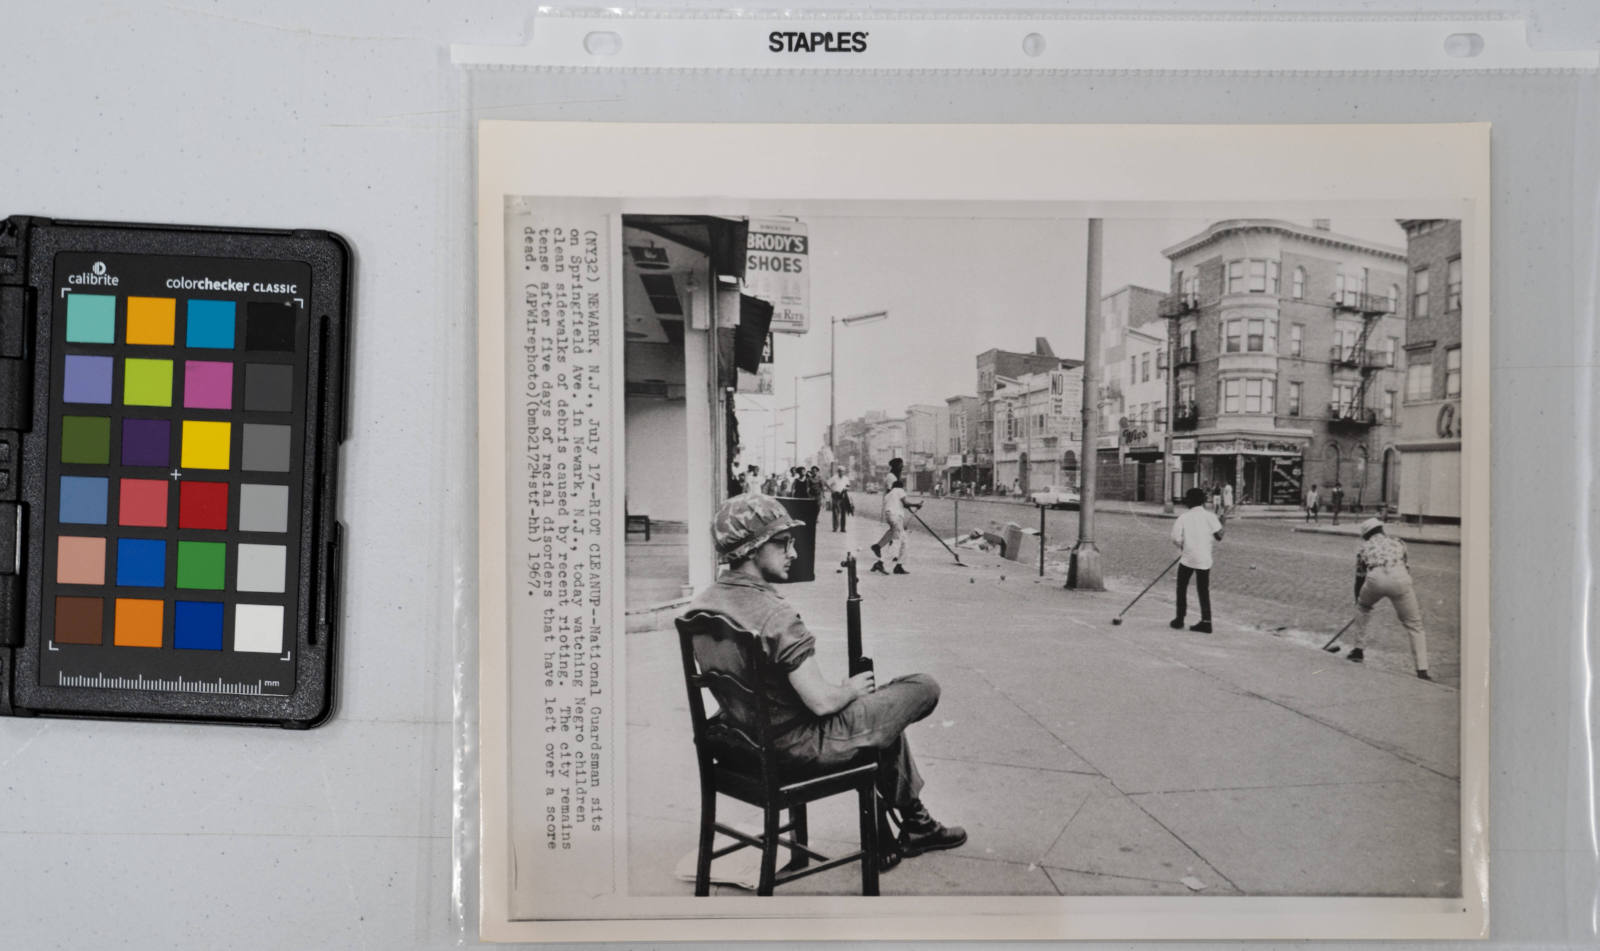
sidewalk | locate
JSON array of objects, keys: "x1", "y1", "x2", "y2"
[{"x1": 625, "y1": 521, "x2": 1460, "y2": 898}]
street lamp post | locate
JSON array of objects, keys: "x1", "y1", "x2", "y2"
[{"x1": 829, "y1": 310, "x2": 889, "y2": 457}]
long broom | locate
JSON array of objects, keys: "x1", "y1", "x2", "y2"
[
  {"x1": 905, "y1": 504, "x2": 965, "y2": 566},
  {"x1": 1322, "y1": 615, "x2": 1359, "y2": 652},
  {"x1": 1110, "y1": 556, "x2": 1182, "y2": 626}
]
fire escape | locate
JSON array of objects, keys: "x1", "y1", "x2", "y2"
[
  {"x1": 1159, "y1": 291, "x2": 1201, "y2": 431},
  {"x1": 1326, "y1": 290, "x2": 1392, "y2": 429}
]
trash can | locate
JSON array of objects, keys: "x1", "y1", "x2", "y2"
[
  {"x1": 776, "y1": 496, "x2": 821, "y2": 582},
  {"x1": 1001, "y1": 521, "x2": 1024, "y2": 562}
]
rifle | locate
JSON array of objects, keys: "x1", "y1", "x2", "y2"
[{"x1": 842, "y1": 553, "x2": 873, "y2": 676}]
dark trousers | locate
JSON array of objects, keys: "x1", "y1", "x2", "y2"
[
  {"x1": 831, "y1": 491, "x2": 849, "y2": 531},
  {"x1": 1175, "y1": 564, "x2": 1211, "y2": 622}
]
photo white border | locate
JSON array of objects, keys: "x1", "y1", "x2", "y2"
[{"x1": 476, "y1": 122, "x2": 1490, "y2": 942}]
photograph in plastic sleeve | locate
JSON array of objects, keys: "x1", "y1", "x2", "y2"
[{"x1": 475, "y1": 123, "x2": 1489, "y2": 941}]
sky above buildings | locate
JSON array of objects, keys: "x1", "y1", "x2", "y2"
[{"x1": 746, "y1": 214, "x2": 1407, "y2": 461}]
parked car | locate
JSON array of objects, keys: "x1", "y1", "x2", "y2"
[{"x1": 1030, "y1": 485, "x2": 1081, "y2": 509}]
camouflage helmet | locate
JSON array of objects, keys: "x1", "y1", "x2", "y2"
[{"x1": 714, "y1": 493, "x2": 805, "y2": 563}]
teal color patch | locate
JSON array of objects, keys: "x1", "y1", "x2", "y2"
[{"x1": 66, "y1": 294, "x2": 117, "y2": 344}]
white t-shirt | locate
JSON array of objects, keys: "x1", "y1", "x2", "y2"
[
  {"x1": 884, "y1": 486, "x2": 910, "y2": 522},
  {"x1": 1171, "y1": 505, "x2": 1224, "y2": 570},
  {"x1": 827, "y1": 474, "x2": 850, "y2": 493}
]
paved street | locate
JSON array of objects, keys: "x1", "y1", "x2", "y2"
[
  {"x1": 853, "y1": 494, "x2": 1460, "y2": 686},
  {"x1": 625, "y1": 519, "x2": 1462, "y2": 901}
]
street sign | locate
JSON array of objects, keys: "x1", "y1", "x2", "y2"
[{"x1": 745, "y1": 218, "x2": 810, "y2": 334}]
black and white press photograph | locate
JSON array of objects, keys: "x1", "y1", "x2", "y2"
[{"x1": 620, "y1": 209, "x2": 1469, "y2": 901}]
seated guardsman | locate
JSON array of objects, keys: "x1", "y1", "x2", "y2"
[{"x1": 684, "y1": 493, "x2": 967, "y2": 866}]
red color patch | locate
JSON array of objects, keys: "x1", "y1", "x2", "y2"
[{"x1": 179, "y1": 481, "x2": 229, "y2": 530}]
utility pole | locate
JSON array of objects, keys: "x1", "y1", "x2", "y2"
[
  {"x1": 1068, "y1": 219, "x2": 1106, "y2": 590},
  {"x1": 1162, "y1": 295, "x2": 1179, "y2": 515}
]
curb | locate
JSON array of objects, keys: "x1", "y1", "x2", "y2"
[{"x1": 1291, "y1": 525, "x2": 1460, "y2": 547}]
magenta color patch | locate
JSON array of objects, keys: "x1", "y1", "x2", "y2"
[{"x1": 183, "y1": 360, "x2": 234, "y2": 410}]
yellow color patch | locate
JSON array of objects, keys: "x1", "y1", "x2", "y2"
[
  {"x1": 125, "y1": 297, "x2": 176, "y2": 346},
  {"x1": 181, "y1": 420, "x2": 232, "y2": 470}
]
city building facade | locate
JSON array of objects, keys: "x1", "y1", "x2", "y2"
[
  {"x1": 943, "y1": 395, "x2": 982, "y2": 491},
  {"x1": 991, "y1": 367, "x2": 1084, "y2": 495},
  {"x1": 904, "y1": 403, "x2": 944, "y2": 491},
  {"x1": 1162, "y1": 219, "x2": 1409, "y2": 508},
  {"x1": 975, "y1": 338, "x2": 1080, "y2": 494},
  {"x1": 1395, "y1": 219, "x2": 1463, "y2": 522}
]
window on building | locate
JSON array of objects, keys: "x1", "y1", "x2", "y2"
[
  {"x1": 1388, "y1": 283, "x2": 1400, "y2": 312},
  {"x1": 1384, "y1": 390, "x2": 1396, "y2": 421},
  {"x1": 1184, "y1": 328, "x2": 1197, "y2": 356},
  {"x1": 1245, "y1": 379, "x2": 1262, "y2": 413},
  {"x1": 1334, "y1": 271, "x2": 1345, "y2": 304},
  {"x1": 1265, "y1": 321, "x2": 1277, "y2": 353},
  {"x1": 1288, "y1": 381, "x2": 1302, "y2": 416},
  {"x1": 1333, "y1": 383, "x2": 1356, "y2": 415},
  {"x1": 1289, "y1": 323, "x2": 1303, "y2": 357},
  {"x1": 1225, "y1": 320, "x2": 1242, "y2": 353},
  {"x1": 1129, "y1": 356, "x2": 1137, "y2": 383},
  {"x1": 1360, "y1": 267, "x2": 1370, "y2": 295},
  {"x1": 1141, "y1": 353, "x2": 1151, "y2": 382},
  {"x1": 1292, "y1": 266, "x2": 1306, "y2": 299},
  {"x1": 1155, "y1": 406, "x2": 1166, "y2": 428},
  {"x1": 1247, "y1": 318, "x2": 1265, "y2": 352},
  {"x1": 1406, "y1": 353, "x2": 1434, "y2": 400},
  {"x1": 1186, "y1": 273, "x2": 1200, "y2": 301},
  {"x1": 1413, "y1": 267, "x2": 1430, "y2": 319},
  {"x1": 1446, "y1": 346, "x2": 1461, "y2": 397},
  {"x1": 1271, "y1": 260, "x2": 1281, "y2": 294},
  {"x1": 1227, "y1": 260, "x2": 1245, "y2": 294},
  {"x1": 1249, "y1": 260, "x2": 1267, "y2": 292},
  {"x1": 1223, "y1": 379, "x2": 1241, "y2": 414},
  {"x1": 1447, "y1": 257, "x2": 1462, "y2": 312},
  {"x1": 1384, "y1": 336, "x2": 1398, "y2": 367}
]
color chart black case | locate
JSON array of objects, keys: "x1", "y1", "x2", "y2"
[{"x1": 0, "y1": 217, "x2": 349, "y2": 728}]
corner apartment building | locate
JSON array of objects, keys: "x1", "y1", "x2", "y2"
[
  {"x1": 1395, "y1": 219, "x2": 1463, "y2": 522},
  {"x1": 1162, "y1": 220, "x2": 1408, "y2": 508}
]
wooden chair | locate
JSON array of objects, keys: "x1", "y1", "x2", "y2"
[{"x1": 675, "y1": 609, "x2": 881, "y2": 896}]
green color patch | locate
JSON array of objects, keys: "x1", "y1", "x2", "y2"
[
  {"x1": 176, "y1": 540, "x2": 226, "y2": 590},
  {"x1": 61, "y1": 415, "x2": 111, "y2": 465},
  {"x1": 123, "y1": 358, "x2": 174, "y2": 407}
]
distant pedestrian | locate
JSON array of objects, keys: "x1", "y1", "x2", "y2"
[
  {"x1": 1209, "y1": 482, "x2": 1223, "y2": 517},
  {"x1": 1010, "y1": 477, "x2": 1020, "y2": 498},
  {"x1": 1304, "y1": 483, "x2": 1320, "y2": 523},
  {"x1": 1346, "y1": 518, "x2": 1430, "y2": 679},
  {"x1": 1330, "y1": 482, "x2": 1345, "y2": 525},
  {"x1": 828, "y1": 466, "x2": 852, "y2": 532},
  {"x1": 1222, "y1": 482, "x2": 1235, "y2": 516},
  {"x1": 1170, "y1": 486, "x2": 1224, "y2": 634}
]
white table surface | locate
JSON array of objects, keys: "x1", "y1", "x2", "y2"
[{"x1": 3, "y1": 3, "x2": 1598, "y2": 949}]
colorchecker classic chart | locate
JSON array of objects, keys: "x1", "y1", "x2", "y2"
[{"x1": 0, "y1": 218, "x2": 349, "y2": 727}]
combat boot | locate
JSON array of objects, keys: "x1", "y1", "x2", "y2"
[{"x1": 894, "y1": 800, "x2": 967, "y2": 856}]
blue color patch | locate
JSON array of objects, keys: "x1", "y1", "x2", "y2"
[
  {"x1": 115, "y1": 538, "x2": 167, "y2": 587},
  {"x1": 66, "y1": 294, "x2": 117, "y2": 344},
  {"x1": 186, "y1": 300, "x2": 236, "y2": 349},
  {"x1": 174, "y1": 601, "x2": 224, "y2": 650},
  {"x1": 59, "y1": 476, "x2": 108, "y2": 524}
]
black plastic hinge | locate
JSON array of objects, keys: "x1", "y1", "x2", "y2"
[
  {"x1": 0, "y1": 503, "x2": 21, "y2": 648},
  {"x1": 0, "y1": 286, "x2": 31, "y2": 433}
]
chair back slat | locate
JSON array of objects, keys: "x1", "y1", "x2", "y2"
[{"x1": 676, "y1": 609, "x2": 781, "y2": 792}]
